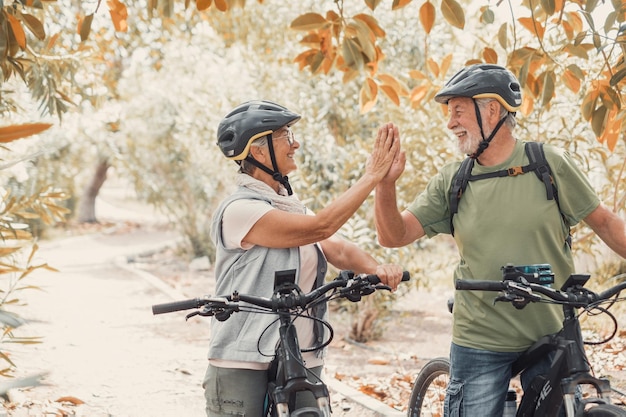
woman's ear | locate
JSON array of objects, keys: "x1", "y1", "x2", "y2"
[{"x1": 249, "y1": 145, "x2": 265, "y2": 163}]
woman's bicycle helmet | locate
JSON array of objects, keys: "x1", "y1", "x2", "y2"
[
  {"x1": 434, "y1": 64, "x2": 522, "y2": 159},
  {"x1": 217, "y1": 100, "x2": 301, "y2": 194}
]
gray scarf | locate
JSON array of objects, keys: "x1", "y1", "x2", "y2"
[{"x1": 236, "y1": 173, "x2": 306, "y2": 214}]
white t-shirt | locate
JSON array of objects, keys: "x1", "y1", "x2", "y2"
[{"x1": 210, "y1": 199, "x2": 324, "y2": 370}]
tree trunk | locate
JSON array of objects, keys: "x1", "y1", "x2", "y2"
[{"x1": 76, "y1": 158, "x2": 110, "y2": 223}]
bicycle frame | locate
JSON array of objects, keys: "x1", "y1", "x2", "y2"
[
  {"x1": 267, "y1": 309, "x2": 331, "y2": 417},
  {"x1": 512, "y1": 300, "x2": 612, "y2": 416}
]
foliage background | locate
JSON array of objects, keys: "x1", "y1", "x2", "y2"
[{"x1": 0, "y1": 0, "x2": 625, "y2": 345}]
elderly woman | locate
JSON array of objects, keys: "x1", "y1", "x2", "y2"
[{"x1": 204, "y1": 100, "x2": 403, "y2": 416}]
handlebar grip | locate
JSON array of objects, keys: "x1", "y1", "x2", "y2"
[
  {"x1": 365, "y1": 271, "x2": 411, "y2": 284},
  {"x1": 152, "y1": 298, "x2": 203, "y2": 315},
  {"x1": 455, "y1": 280, "x2": 507, "y2": 291}
]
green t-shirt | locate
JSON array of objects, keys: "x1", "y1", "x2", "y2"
[{"x1": 408, "y1": 140, "x2": 600, "y2": 352}]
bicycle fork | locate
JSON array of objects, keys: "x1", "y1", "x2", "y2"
[{"x1": 271, "y1": 323, "x2": 331, "y2": 417}]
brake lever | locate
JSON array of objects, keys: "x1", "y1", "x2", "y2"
[
  {"x1": 185, "y1": 311, "x2": 201, "y2": 320},
  {"x1": 494, "y1": 282, "x2": 542, "y2": 309}
]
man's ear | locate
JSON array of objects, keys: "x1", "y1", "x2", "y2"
[{"x1": 487, "y1": 101, "x2": 502, "y2": 123}]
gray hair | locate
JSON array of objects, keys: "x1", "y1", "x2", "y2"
[
  {"x1": 239, "y1": 136, "x2": 269, "y2": 174},
  {"x1": 475, "y1": 98, "x2": 517, "y2": 129}
]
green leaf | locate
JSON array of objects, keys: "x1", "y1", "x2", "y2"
[
  {"x1": 591, "y1": 105, "x2": 607, "y2": 137},
  {"x1": 541, "y1": 70, "x2": 555, "y2": 107},
  {"x1": 481, "y1": 8, "x2": 494, "y2": 24},
  {"x1": 609, "y1": 67, "x2": 626, "y2": 87},
  {"x1": 342, "y1": 37, "x2": 364, "y2": 70},
  {"x1": 498, "y1": 23, "x2": 508, "y2": 49},
  {"x1": 540, "y1": 0, "x2": 555, "y2": 15},
  {"x1": 351, "y1": 20, "x2": 376, "y2": 62}
]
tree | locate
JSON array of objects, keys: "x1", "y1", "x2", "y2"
[
  {"x1": 0, "y1": 123, "x2": 69, "y2": 375},
  {"x1": 2, "y1": 0, "x2": 625, "y2": 149}
]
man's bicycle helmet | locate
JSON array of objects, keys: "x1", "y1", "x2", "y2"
[
  {"x1": 435, "y1": 64, "x2": 522, "y2": 112},
  {"x1": 217, "y1": 100, "x2": 301, "y2": 161},
  {"x1": 435, "y1": 64, "x2": 522, "y2": 159},
  {"x1": 217, "y1": 100, "x2": 301, "y2": 195}
]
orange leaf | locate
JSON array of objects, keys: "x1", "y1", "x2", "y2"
[
  {"x1": 381, "y1": 84, "x2": 400, "y2": 105},
  {"x1": 426, "y1": 58, "x2": 440, "y2": 78},
  {"x1": 107, "y1": 0, "x2": 128, "y2": 32},
  {"x1": 78, "y1": 14, "x2": 94, "y2": 41},
  {"x1": 214, "y1": 0, "x2": 228, "y2": 11},
  {"x1": 6, "y1": 14, "x2": 26, "y2": 50},
  {"x1": 482, "y1": 47, "x2": 498, "y2": 64},
  {"x1": 419, "y1": 2, "x2": 436, "y2": 34},
  {"x1": 56, "y1": 396, "x2": 85, "y2": 405},
  {"x1": 21, "y1": 13, "x2": 46, "y2": 40},
  {"x1": 520, "y1": 95, "x2": 534, "y2": 116},
  {"x1": 290, "y1": 13, "x2": 328, "y2": 31},
  {"x1": 518, "y1": 17, "x2": 545, "y2": 39},
  {"x1": 599, "y1": 110, "x2": 622, "y2": 151},
  {"x1": 562, "y1": 68, "x2": 581, "y2": 93},
  {"x1": 360, "y1": 78, "x2": 378, "y2": 113},
  {"x1": 409, "y1": 85, "x2": 429, "y2": 107},
  {"x1": 0, "y1": 123, "x2": 52, "y2": 143},
  {"x1": 354, "y1": 13, "x2": 385, "y2": 38},
  {"x1": 196, "y1": 0, "x2": 211, "y2": 11},
  {"x1": 378, "y1": 73, "x2": 408, "y2": 96},
  {"x1": 392, "y1": 0, "x2": 412, "y2": 10}
]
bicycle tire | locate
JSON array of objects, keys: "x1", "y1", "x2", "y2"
[
  {"x1": 407, "y1": 357, "x2": 450, "y2": 417},
  {"x1": 583, "y1": 404, "x2": 626, "y2": 416}
]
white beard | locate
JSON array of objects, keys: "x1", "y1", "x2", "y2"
[{"x1": 457, "y1": 132, "x2": 482, "y2": 155}]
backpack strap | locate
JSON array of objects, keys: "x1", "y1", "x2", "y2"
[
  {"x1": 449, "y1": 157, "x2": 475, "y2": 236},
  {"x1": 525, "y1": 142, "x2": 555, "y2": 200},
  {"x1": 525, "y1": 142, "x2": 572, "y2": 247}
]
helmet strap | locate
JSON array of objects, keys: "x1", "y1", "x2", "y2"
[
  {"x1": 265, "y1": 134, "x2": 293, "y2": 195},
  {"x1": 469, "y1": 100, "x2": 509, "y2": 160},
  {"x1": 240, "y1": 135, "x2": 293, "y2": 196}
]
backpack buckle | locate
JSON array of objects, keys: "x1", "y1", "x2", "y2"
[{"x1": 507, "y1": 166, "x2": 524, "y2": 176}]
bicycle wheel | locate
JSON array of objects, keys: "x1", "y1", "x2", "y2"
[
  {"x1": 407, "y1": 357, "x2": 450, "y2": 417},
  {"x1": 583, "y1": 403, "x2": 626, "y2": 416}
]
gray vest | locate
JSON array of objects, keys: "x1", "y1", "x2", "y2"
[{"x1": 209, "y1": 187, "x2": 328, "y2": 364}]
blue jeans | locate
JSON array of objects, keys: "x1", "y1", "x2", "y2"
[{"x1": 445, "y1": 343, "x2": 554, "y2": 417}]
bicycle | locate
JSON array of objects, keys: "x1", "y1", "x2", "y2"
[
  {"x1": 152, "y1": 268, "x2": 410, "y2": 417},
  {"x1": 408, "y1": 265, "x2": 626, "y2": 417}
]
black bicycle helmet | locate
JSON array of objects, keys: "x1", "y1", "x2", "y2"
[
  {"x1": 435, "y1": 64, "x2": 522, "y2": 159},
  {"x1": 435, "y1": 64, "x2": 522, "y2": 112},
  {"x1": 217, "y1": 100, "x2": 301, "y2": 161},
  {"x1": 217, "y1": 100, "x2": 301, "y2": 195}
]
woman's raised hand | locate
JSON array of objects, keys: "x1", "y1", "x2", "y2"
[{"x1": 367, "y1": 122, "x2": 401, "y2": 182}]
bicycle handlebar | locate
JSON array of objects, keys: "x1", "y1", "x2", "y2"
[
  {"x1": 455, "y1": 278, "x2": 626, "y2": 307},
  {"x1": 152, "y1": 297, "x2": 229, "y2": 315},
  {"x1": 152, "y1": 270, "x2": 410, "y2": 316}
]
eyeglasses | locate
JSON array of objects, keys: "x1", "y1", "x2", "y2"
[{"x1": 273, "y1": 129, "x2": 295, "y2": 147}]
